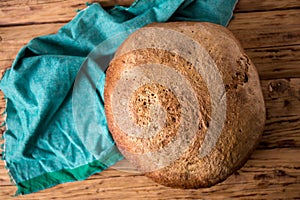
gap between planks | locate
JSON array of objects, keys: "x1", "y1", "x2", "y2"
[
  {"x1": 0, "y1": 148, "x2": 299, "y2": 199},
  {"x1": 1, "y1": 0, "x2": 300, "y2": 26},
  {"x1": 0, "y1": 78, "x2": 299, "y2": 185},
  {"x1": 0, "y1": 78, "x2": 299, "y2": 153},
  {"x1": 1, "y1": 148, "x2": 300, "y2": 197},
  {"x1": 0, "y1": 9, "x2": 299, "y2": 80},
  {"x1": 0, "y1": 1, "x2": 299, "y2": 199}
]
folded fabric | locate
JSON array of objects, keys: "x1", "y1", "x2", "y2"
[{"x1": 0, "y1": 0, "x2": 238, "y2": 195}]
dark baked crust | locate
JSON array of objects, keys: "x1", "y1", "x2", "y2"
[{"x1": 104, "y1": 22, "x2": 265, "y2": 188}]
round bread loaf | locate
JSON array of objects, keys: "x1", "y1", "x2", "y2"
[{"x1": 104, "y1": 22, "x2": 265, "y2": 188}]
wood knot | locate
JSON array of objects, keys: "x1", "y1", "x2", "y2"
[
  {"x1": 268, "y1": 79, "x2": 290, "y2": 98},
  {"x1": 254, "y1": 173, "x2": 272, "y2": 180},
  {"x1": 273, "y1": 169, "x2": 286, "y2": 177}
]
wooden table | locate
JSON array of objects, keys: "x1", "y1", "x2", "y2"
[{"x1": 0, "y1": 0, "x2": 299, "y2": 199}]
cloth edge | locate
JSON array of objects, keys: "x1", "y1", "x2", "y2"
[
  {"x1": 0, "y1": 95, "x2": 18, "y2": 194},
  {"x1": 224, "y1": 0, "x2": 239, "y2": 26},
  {"x1": 0, "y1": 0, "x2": 239, "y2": 196},
  {"x1": 15, "y1": 152, "x2": 123, "y2": 196}
]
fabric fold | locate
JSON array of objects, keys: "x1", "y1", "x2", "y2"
[{"x1": 0, "y1": 0, "x2": 238, "y2": 195}]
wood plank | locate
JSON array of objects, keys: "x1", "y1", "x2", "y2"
[
  {"x1": 0, "y1": 149, "x2": 299, "y2": 199},
  {"x1": 0, "y1": 0, "x2": 299, "y2": 198},
  {"x1": 235, "y1": 0, "x2": 300, "y2": 12},
  {"x1": 0, "y1": 9, "x2": 298, "y2": 51},
  {"x1": 260, "y1": 79, "x2": 300, "y2": 149},
  {"x1": 1, "y1": 0, "x2": 300, "y2": 26},
  {"x1": 246, "y1": 45, "x2": 300, "y2": 80},
  {"x1": 1, "y1": 9, "x2": 300, "y2": 79},
  {"x1": 0, "y1": 0, "x2": 134, "y2": 26},
  {"x1": 2, "y1": 45, "x2": 300, "y2": 80},
  {"x1": 0, "y1": 23, "x2": 63, "y2": 76},
  {"x1": 228, "y1": 9, "x2": 300, "y2": 49},
  {"x1": 0, "y1": 78, "x2": 300, "y2": 198}
]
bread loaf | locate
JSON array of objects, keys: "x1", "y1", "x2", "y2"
[{"x1": 104, "y1": 22, "x2": 265, "y2": 188}]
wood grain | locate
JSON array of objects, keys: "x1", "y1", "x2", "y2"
[
  {"x1": 228, "y1": 9, "x2": 300, "y2": 49},
  {"x1": 0, "y1": 0, "x2": 134, "y2": 26},
  {"x1": 1, "y1": 9, "x2": 299, "y2": 50},
  {"x1": 246, "y1": 45, "x2": 300, "y2": 80},
  {"x1": 0, "y1": 23, "x2": 62, "y2": 76},
  {"x1": 1, "y1": 10, "x2": 299, "y2": 80},
  {"x1": 1, "y1": 78, "x2": 298, "y2": 185},
  {"x1": 235, "y1": 0, "x2": 300, "y2": 12},
  {"x1": 0, "y1": 0, "x2": 299, "y2": 199},
  {"x1": 1, "y1": 0, "x2": 300, "y2": 26},
  {"x1": 260, "y1": 79, "x2": 300, "y2": 149},
  {"x1": 0, "y1": 149, "x2": 299, "y2": 199},
  {"x1": 0, "y1": 77, "x2": 299, "y2": 198}
]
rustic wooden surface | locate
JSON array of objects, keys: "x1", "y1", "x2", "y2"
[{"x1": 0, "y1": 0, "x2": 300, "y2": 199}]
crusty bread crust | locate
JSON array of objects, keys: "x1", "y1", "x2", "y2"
[{"x1": 104, "y1": 22, "x2": 265, "y2": 188}]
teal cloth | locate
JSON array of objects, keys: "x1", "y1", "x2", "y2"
[{"x1": 0, "y1": 0, "x2": 238, "y2": 195}]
